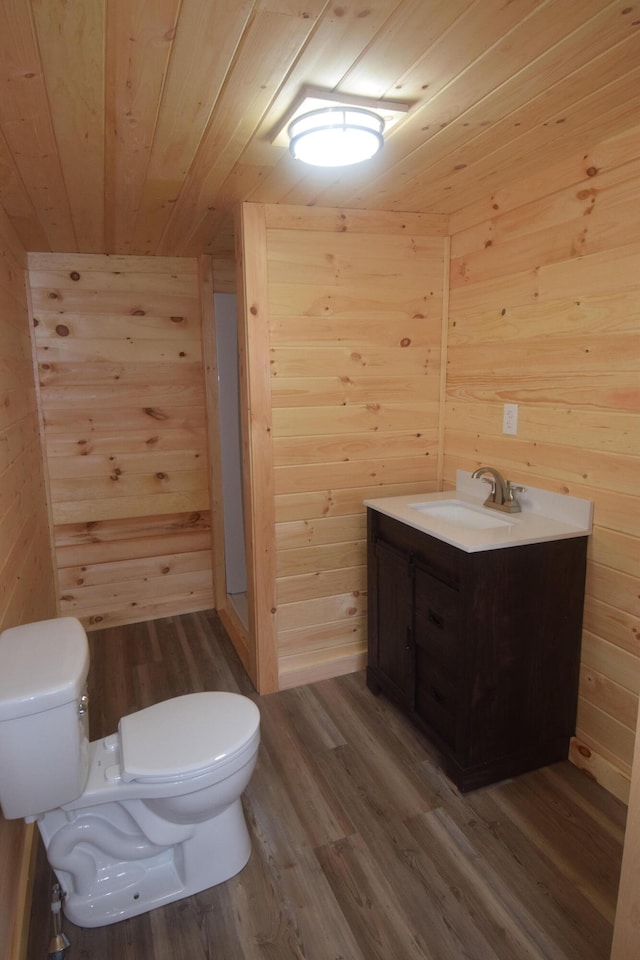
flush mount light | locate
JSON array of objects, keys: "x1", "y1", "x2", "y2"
[
  {"x1": 288, "y1": 106, "x2": 384, "y2": 167},
  {"x1": 270, "y1": 86, "x2": 409, "y2": 168}
]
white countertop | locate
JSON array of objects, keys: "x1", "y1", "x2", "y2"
[{"x1": 364, "y1": 471, "x2": 593, "y2": 553}]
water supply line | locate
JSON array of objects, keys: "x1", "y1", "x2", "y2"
[{"x1": 47, "y1": 883, "x2": 70, "y2": 959}]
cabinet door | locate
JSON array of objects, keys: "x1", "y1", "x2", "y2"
[
  {"x1": 370, "y1": 539, "x2": 414, "y2": 705},
  {"x1": 413, "y1": 565, "x2": 460, "y2": 750}
]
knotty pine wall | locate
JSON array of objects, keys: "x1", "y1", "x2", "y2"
[
  {"x1": 0, "y1": 211, "x2": 57, "y2": 959},
  {"x1": 237, "y1": 204, "x2": 447, "y2": 692},
  {"x1": 28, "y1": 254, "x2": 214, "y2": 630},
  {"x1": 444, "y1": 123, "x2": 640, "y2": 804}
]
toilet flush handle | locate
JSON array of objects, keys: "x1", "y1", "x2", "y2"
[{"x1": 78, "y1": 694, "x2": 89, "y2": 718}]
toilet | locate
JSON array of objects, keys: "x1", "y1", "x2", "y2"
[{"x1": 0, "y1": 617, "x2": 260, "y2": 928}]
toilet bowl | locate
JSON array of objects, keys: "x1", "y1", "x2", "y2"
[{"x1": 0, "y1": 618, "x2": 260, "y2": 927}]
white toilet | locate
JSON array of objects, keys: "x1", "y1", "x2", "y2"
[{"x1": 0, "y1": 617, "x2": 260, "y2": 928}]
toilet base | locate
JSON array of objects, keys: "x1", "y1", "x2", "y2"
[{"x1": 43, "y1": 798, "x2": 253, "y2": 928}]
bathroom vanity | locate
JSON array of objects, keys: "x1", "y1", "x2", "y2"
[{"x1": 365, "y1": 472, "x2": 592, "y2": 791}]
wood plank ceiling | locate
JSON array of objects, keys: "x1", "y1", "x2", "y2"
[{"x1": 0, "y1": 0, "x2": 638, "y2": 264}]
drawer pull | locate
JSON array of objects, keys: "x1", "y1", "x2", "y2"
[{"x1": 427, "y1": 609, "x2": 444, "y2": 629}]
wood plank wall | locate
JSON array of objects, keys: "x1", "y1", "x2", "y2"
[
  {"x1": 445, "y1": 123, "x2": 640, "y2": 804},
  {"x1": 0, "y1": 210, "x2": 57, "y2": 958},
  {"x1": 28, "y1": 254, "x2": 214, "y2": 630},
  {"x1": 239, "y1": 204, "x2": 448, "y2": 691}
]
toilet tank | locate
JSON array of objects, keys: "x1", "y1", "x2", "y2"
[{"x1": 0, "y1": 617, "x2": 90, "y2": 819}]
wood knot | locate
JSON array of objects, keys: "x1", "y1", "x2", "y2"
[
  {"x1": 400, "y1": 338, "x2": 411, "y2": 347},
  {"x1": 250, "y1": 305, "x2": 258, "y2": 316},
  {"x1": 131, "y1": 308, "x2": 146, "y2": 316},
  {"x1": 69, "y1": 271, "x2": 80, "y2": 281},
  {"x1": 170, "y1": 316, "x2": 184, "y2": 323},
  {"x1": 155, "y1": 471, "x2": 167, "y2": 480},
  {"x1": 143, "y1": 407, "x2": 169, "y2": 420},
  {"x1": 55, "y1": 324, "x2": 70, "y2": 337},
  {"x1": 48, "y1": 291, "x2": 59, "y2": 299}
]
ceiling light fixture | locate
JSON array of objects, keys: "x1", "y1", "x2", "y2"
[
  {"x1": 288, "y1": 106, "x2": 385, "y2": 167},
  {"x1": 271, "y1": 86, "x2": 409, "y2": 169}
]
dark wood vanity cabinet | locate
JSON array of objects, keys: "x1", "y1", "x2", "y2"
[{"x1": 367, "y1": 509, "x2": 588, "y2": 791}]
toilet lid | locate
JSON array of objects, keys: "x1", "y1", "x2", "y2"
[{"x1": 118, "y1": 692, "x2": 260, "y2": 783}]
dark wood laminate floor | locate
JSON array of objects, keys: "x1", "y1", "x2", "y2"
[{"x1": 28, "y1": 610, "x2": 625, "y2": 960}]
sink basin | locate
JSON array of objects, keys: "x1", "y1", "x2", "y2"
[{"x1": 408, "y1": 499, "x2": 515, "y2": 530}]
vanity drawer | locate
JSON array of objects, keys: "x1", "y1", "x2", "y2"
[
  {"x1": 414, "y1": 654, "x2": 457, "y2": 749},
  {"x1": 413, "y1": 566, "x2": 459, "y2": 676}
]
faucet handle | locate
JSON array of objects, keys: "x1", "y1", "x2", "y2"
[{"x1": 506, "y1": 481, "x2": 525, "y2": 501}]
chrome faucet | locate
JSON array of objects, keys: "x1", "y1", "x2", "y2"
[{"x1": 471, "y1": 466, "x2": 525, "y2": 513}]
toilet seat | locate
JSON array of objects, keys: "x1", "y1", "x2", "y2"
[{"x1": 119, "y1": 692, "x2": 260, "y2": 784}]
